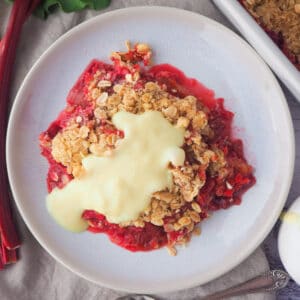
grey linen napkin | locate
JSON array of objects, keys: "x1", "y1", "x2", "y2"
[{"x1": 0, "y1": 1, "x2": 274, "y2": 299}]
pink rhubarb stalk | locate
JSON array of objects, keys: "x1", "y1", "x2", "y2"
[{"x1": 0, "y1": 0, "x2": 40, "y2": 268}]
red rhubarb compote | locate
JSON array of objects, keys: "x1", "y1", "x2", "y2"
[{"x1": 40, "y1": 43, "x2": 255, "y2": 254}]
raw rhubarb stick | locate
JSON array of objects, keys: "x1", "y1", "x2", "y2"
[
  {"x1": 1, "y1": 237, "x2": 17, "y2": 265},
  {"x1": 0, "y1": 0, "x2": 40, "y2": 253},
  {"x1": 0, "y1": 252, "x2": 4, "y2": 270}
]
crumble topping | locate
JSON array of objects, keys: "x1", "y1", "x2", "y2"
[
  {"x1": 241, "y1": 0, "x2": 300, "y2": 65},
  {"x1": 40, "y1": 42, "x2": 255, "y2": 254},
  {"x1": 50, "y1": 78, "x2": 222, "y2": 237},
  {"x1": 47, "y1": 44, "x2": 227, "y2": 242}
]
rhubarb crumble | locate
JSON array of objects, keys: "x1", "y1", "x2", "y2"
[
  {"x1": 39, "y1": 42, "x2": 255, "y2": 255},
  {"x1": 240, "y1": 0, "x2": 300, "y2": 70}
]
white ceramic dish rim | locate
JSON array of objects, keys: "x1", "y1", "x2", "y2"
[
  {"x1": 212, "y1": 0, "x2": 300, "y2": 102},
  {"x1": 6, "y1": 6, "x2": 295, "y2": 293}
]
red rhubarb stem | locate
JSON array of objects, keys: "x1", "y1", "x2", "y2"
[{"x1": 0, "y1": 0, "x2": 40, "y2": 258}]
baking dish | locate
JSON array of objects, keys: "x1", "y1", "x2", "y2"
[{"x1": 213, "y1": 0, "x2": 300, "y2": 102}]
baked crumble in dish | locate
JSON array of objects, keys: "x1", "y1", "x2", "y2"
[
  {"x1": 39, "y1": 42, "x2": 255, "y2": 255},
  {"x1": 239, "y1": 0, "x2": 300, "y2": 70}
]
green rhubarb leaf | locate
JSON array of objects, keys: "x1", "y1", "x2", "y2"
[
  {"x1": 81, "y1": 0, "x2": 111, "y2": 10},
  {"x1": 52, "y1": 0, "x2": 87, "y2": 12},
  {"x1": 40, "y1": 0, "x2": 111, "y2": 14},
  {"x1": 6, "y1": 0, "x2": 111, "y2": 19}
]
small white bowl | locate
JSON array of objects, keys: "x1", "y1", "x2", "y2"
[
  {"x1": 213, "y1": 0, "x2": 300, "y2": 102},
  {"x1": 279, "y1": 197, "x2": 300, "y2": 285}
]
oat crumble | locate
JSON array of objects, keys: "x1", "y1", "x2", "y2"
[
  {"x1": 40, "y1": 42, "x2": 255, "y2": 254},
  {"x1": 241, "y1": 0, "x2": 300, "y2": 69}
]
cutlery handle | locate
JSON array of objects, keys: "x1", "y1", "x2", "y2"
[{"x1": 201, "y1": 270, "x2": 289, "y2": 300}]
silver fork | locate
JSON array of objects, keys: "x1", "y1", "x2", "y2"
[{"x1": 116, "y1": 269, "x2": 289, "y2": 300}]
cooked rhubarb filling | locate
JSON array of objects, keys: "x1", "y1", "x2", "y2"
[{"x1": 40, "y1": 42, "x2": 255, "y2": 255}]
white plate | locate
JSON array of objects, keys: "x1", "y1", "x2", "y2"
[
  {"x1": 6, "y1": 7, "x2": 295, "y2": 293},
  {"x1": 212, "y1": 0, "x2": 300, "y2": 102}
]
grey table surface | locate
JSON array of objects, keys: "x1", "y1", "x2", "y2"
[{"x1": 1, "y1": 0, "x2": 300, "y2": 299}]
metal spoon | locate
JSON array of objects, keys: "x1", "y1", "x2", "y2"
[{"x1": 116, "y1": 269, "x2": 290, "y2": 300}]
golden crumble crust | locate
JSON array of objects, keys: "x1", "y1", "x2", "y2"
[
  {"x1": 242, "y1": 0, "x2": 300, "y2": 60},
  {"x1": 48, "y1": 43, "x2": 228, "y2": 247}
]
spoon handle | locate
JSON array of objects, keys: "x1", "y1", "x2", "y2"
[{"x1": 201, "y1": 270, "x2": 290, "y2": 300}]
